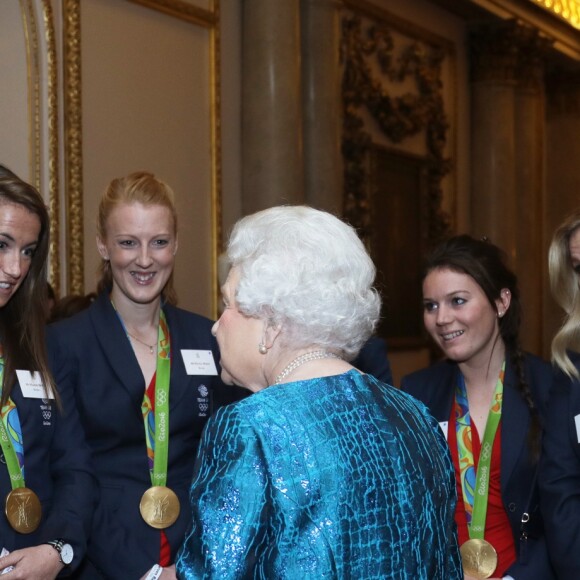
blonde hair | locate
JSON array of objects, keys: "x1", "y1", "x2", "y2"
[
  {"x1": 96, "y1": 171, "x2": 178, "y2": 304},
  {"x1": 549, "y1": 209, "x2": 580, "y2": 378}
]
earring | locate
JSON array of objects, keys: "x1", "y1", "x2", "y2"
[
  {"x1": 498, "y1": 311, "x2": 504, "y2": 318},
  {"x1": 258, "y1": 342, "x2": 267, "y2": 355}
]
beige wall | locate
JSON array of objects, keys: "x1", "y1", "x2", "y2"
[
  {"x1": 80, "y1": 0, "x2": 215, "y2": 316},
  {"x1": 0, "y1": 2, "x2": 37, "y2": 181}
]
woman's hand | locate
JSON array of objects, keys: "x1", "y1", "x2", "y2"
[
  {"x1": 0, "y1": 545, "x2": 64, "y2": 579},
  {"x1": 160, "y1": 565, "x2": 177, "y2": 579}
]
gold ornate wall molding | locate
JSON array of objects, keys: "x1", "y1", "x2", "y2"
[
  {"x1": 63, "y1": 0, "x2": 84, "y2": 295},
  {"x1": 127, "y1": 0, "x2": 216, "y2": 26},
  {"x1": 340, "y1": 7, "x2": 452, "y2": 249},
  {"x1": 42, "y1": 0, "x2": 61, "y2": 296},
  {"x1": 18, "y1": 1, "x2": 61, "y2": 295},
  {"x1": 19, "y1": 0, "x2": 41, "y2": 184}
]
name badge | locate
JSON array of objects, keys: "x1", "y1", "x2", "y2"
[
  {"x1": 181, "y1": 350, "x2": 218, "y2": 376},
  {"x1": 15, "y1": 370, "x2": 53, "y2": 399},
  {"x1": 438, "y1": 421, "x2": 449, "y2": 440},
  {"x1": 575, "y1": 414, "x2": 580, "y2": 444}
]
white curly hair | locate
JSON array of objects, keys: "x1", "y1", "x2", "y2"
[{"x1": 226, "y1": 205, "x2": 381, "y2": 360}]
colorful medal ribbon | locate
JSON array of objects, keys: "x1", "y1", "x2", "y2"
[
  {"x1": 141, "y1": 310, "x2": 171, "y2": 487},
  {"x1": 0, "y1": 355, "x2": 25, "y2": 488},
  {"x1": 455, "y1": 361, "x2": 505, "y2": 538}
]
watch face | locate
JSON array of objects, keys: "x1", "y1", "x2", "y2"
[{"x1": 60, "y1": 544, "x2": 74, "y2": 565}]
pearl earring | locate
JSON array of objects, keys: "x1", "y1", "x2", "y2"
[{"x1": 258, "y1": 342, "x2": 267, "y2": 355}]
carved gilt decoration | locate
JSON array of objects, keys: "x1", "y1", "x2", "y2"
[
  {"x1": 340, "y1": 11, "x2": 452, "y2": 248},
  {"x1": 42, "y1": 0, "x2": 61, "y2": 296},
  {"x1": 63, "y1": 0, "x2": 84, "y2": 295}
]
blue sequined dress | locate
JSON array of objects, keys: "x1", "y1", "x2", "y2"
[{"x1": 176, "y1": 370, "x2": 461, "y2": 579}]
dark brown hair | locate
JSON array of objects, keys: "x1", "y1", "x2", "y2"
[
  {"x1": 424, "y1": 235, "x2": 540, "y2": 456},
  {"x1": 0, "y1": 165, "x2": 56, "y2": 404}
]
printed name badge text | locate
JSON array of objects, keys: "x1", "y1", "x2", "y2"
[
  {"x1": 16, "y1": 370, "x2": 53, "y2": 399},
  {"x1": 181, "y1": 350, "x2": 218, "y2": 376}
]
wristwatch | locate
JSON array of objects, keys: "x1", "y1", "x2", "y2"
[{"x1": 46, "y1": 539, "x2": 74, "y2": 566}]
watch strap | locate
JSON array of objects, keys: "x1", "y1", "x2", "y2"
[{"x1": 46, "y1": 539, "x2": 73, "y2": 566}]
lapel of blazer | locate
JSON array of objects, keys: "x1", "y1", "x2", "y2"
[
  {"x1": 500, "y1": 359, "x2": 529, "y2": 491},
  {"x1": 89, "y1": 292, "x2": 146, "y2": 410},
  {"x1": 424, "y1": 361, "x2": 457, "y2": 425}
]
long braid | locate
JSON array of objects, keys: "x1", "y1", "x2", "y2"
[
  {"x1": 425, "y1": 235, "x2": 541, "y2": 458},
  {"x1": 505, "y1": 332, "x2": 541, "y2": 459}
]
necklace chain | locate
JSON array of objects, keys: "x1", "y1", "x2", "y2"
[
  {"x1": 126, "y1": 331, "x2": 156, "y2": 355},
  {"x1": 274, "y1": 350, "x2": 341, "y2": 385}
]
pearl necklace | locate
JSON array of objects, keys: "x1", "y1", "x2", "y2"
[{"x1": 274, "y1": 350, "x2": 341, "y2": 385}]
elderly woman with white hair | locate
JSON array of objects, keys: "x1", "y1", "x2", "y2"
[{"x1": 176, "y1": 206, "x2": 461, "y2": 579}]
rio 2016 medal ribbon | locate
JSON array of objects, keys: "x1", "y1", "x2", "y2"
[
  {"x1": 0, "y1": 358, "x2": 42, "y2": 533},
  {"x1": 116, "y1": 308, "x2": 178, "y2": 529},
  {"x1": 5, "y1": 487, "x2": 41, "y2": 534},
  {"x1": 455, "y1": 364, "x2": 505, "y2": 578},
  {"x1": 460, "y1": 538, "x2": 498, "y2": 579},
  {"x1": 139, "y1": 485, "x2": 180, "y2": 529}
]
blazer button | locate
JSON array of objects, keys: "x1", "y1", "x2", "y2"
[{"x1": 508, "y1": 502, "x2": 516, "y2": 512}]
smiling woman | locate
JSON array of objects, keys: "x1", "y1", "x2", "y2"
[
  {"x1": 47, "y1": 171, "x2": 248, "y2": 580},
  {"x1": 402, "y1": 235, "x2": 555, "y2": 580},
  {"x1": 0, "y1": 165, "x2": 95, "y2": 578}
]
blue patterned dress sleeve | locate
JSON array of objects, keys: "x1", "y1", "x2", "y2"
[
  {"x1": 176, "y1": 370, "x2": 461, "y2": 579},
  {"x1": 177, "y1": 405, "x2": 269, "y2": 578}
]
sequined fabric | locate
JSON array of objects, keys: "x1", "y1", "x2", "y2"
[{"x1": 176, "y1": 370, "x2": 461, "y2": 579}]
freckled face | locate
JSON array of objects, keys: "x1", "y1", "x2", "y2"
[
  {"x1": 211, "y1": 267, "x2": 265, "y2": 391},
  {"x1": 0, "y1": 203, "x2": 41, "y2": 309},
  {"x1": 97, "y1": 202, "x2": 177, "y2": 307},
  {"x1": 422, "y1": 267, "x2": 504, "y2": 366}
]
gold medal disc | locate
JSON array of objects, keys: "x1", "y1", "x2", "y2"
[
  {"x1": 460, "y1": 539, "x2": 498, "y2": 579},
  {"x1": 5, "y1": 487, "x2": 42, "y2": 534},
  {"x1": 139, "y1": 486, "x2": 180, "y2": 529}
]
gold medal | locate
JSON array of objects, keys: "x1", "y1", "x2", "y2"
[
  {"x1": 139, "y1": 486, "x2": 180, "y2": 529},
  {"x1": 5, "y1": 487, "x2": 42, "y2": 534},
  {"x1": 460, "y1": 538, "x2": 498, "y2": 579}
]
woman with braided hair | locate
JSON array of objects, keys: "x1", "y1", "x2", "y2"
[{"x1": 402, "y1": 235, "x2": 555, "y2": 580}]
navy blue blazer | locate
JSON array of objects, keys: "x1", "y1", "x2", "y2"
[
  {"x1": 539, "y1": 350, "x2": 580, "y2": 578},
  {"x1": 352, "y1": 335, "x2": 393, "y2": 385},
  {"x1": 401, "y1": 355, "x2": 555, "y2": 580},
  {"x1": 0, "y1": 368, "x2": 96, "y2": 572},
  {"x1": 47, "y1": 292, "x2": 249, "y2": 579}
]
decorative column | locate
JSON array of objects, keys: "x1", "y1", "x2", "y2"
[
  {"x1": 469, "y1": 22, "x2": 520, "y2": 260},
  {"x1": 301, "y1": 0, "x2": 343, "y2": 212},
  {"x1": 242, "y1": 0, "x2": 304, "y2": 214},
  {"x1": 514, "y1": 31, "x2": 550, "y2": 355}
]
